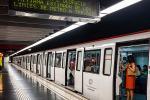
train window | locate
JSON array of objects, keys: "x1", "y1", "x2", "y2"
[
  {"x1": 103, "y1": 48, "x2": 113, "y2": 76},
  {"x1": 33, "y1": 55, "x2": 35, "y2": 64},
  {"x1": 35, "y1": 55, "x2": 37, "y2": 64},
  {"x1": 45, "y1": 54, "x2": 48, "y2": 66},
  {"x1": 62, "y1": 52, "x2": 66, "y2": 68},
  {"x1": 28, "y1": 56, "x2": 30, "y2": 63},
  {"x1": 40, "y1": 55, "x2": 42, "y2": 65},
  {"x1": 84, "y1": 49, "x2": 101, "y2": 74},
  {"x1": 54, "y1": 53, "x2": 62, "y2": 68},
  {"x1": 38, "y1": 55, "x2": 40, "y2": 65},
  {"x1": 32, "y1": 56, "x2": 35, "y2": 64},
  {"x1": 28, "y1": 56, "x2": 31, "y2": 63},
  {"x1": 30, "y1": 55, "x2": 33, "y2": 63},
  {"x1": 76, "y1": 51, "x2": 82, "y2": 71},
  {"x1": 27, "y1": 56, "x2": 28, "y2": 63},
  {"x1": 29, "y1": 56, "x2": 30, "y2": 63},
  {"x1": 48, "y1": 53, "x2": 53, "y2": 67}
]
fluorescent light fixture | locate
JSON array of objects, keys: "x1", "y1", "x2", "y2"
[
  {"x1": 10, "y1": 22, "x2": 87, "y2": 57},
  {"x1": 100, "y1": 0, "x2": 142, "y2": 17}
]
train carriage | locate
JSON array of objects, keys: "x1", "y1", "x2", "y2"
[{"x1": 12, "y1": 30, "x2": 150, "y2": 100}]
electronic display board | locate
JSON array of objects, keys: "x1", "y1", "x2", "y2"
[{"x1": 9, "y1": 0, "x2": 100, "y2": 17}]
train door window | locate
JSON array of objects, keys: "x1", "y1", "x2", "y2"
[
  {"x1": 26, "y1": 56, "x2": 28, "y2": 69},
  {"x1": 62, "y1": 52, "x2": 66, "y2": 68},
  {"x1": 32, "y1": 56, "x2": 35, "y2": 64},
  {"x1": 47, "y1": 53, "x2": 53, "y2": 78},
  {"x1": 32, "y1": 56, "x2": 34, "y2": 64},
  {"x1": 45, "y1": 54, "x2": 48, "y2": 66},
  {"x1": 76, "y1": 51, "x2": 82, "y2": 71},
  {"x1": 54, "y1": 53, "x2": 62, "y2": 68},
  {"x1": 84, "y1": 49, "x2": 101, "y2": 74},
  {"x1": 103, "y1": 48, "x2": 113, "y2": 75},
  {"x1": 39, "y1": 54, "x2": 43, "y2": 75},
  {"x1": 30, "y1": 55, "x2": 33, "y2": 70},
  {"x1": 32, "y1": 56, "x2": 35, "y2": 71},
  {"x1": 117, "y1": 45, "x2": 148, "y2": 100},
  {"x1": 25, "y1": 56, "x2": 27, "y2": 69},
  {"x1": 66, "y1": 50, "x2": 76, "y2": 87},
  {"x1": 34, "y1": 55, "x2": 37, "y2": 64},
  {"x1": 28, "y1": 56, "x2": 30, "y2": 63},
  {"x1": 36, "y1": 54, "x2": 40, "y2": 74},
  {"x1": 26, "y1": 56, "x2": 28, "y2": 63}
]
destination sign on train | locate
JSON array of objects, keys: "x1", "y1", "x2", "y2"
[{"x1": 9, "y1": 0, "x2": 99, "y2": 17}]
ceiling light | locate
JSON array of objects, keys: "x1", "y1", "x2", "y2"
[
  {"x1": 100, "y1": 0, "x2": 142, "y2": 17},
  {"x1": 9, "y1": 22, "x2": 87, "y2": 57}
]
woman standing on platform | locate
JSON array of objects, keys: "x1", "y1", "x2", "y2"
[
  {"x1": 0, "y1": 53, "x2": 3, "y2": 71},
  {"x1": 126, "y1": 55, "x2": 136, "y2": 100}
]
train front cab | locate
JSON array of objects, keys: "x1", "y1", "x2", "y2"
[{"x1": 115, "y1": 39, "x2": 150, "y2": 100}]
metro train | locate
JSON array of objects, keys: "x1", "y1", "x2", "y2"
[{"x1": 12, "y1": 30, "x2": 150, "y2": 100}]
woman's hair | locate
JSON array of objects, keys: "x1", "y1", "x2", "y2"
[{"x1": 127, "y1": 55, "x2": 135, "y2": 63}]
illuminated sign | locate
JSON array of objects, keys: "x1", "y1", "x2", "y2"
[{"x1": 9, "y1": 0, "x2": 100, "y2": 17}]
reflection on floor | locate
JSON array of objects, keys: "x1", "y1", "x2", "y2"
[
  {"x1": 121, "y1": 93, "x2": 147, "y2": 100},
  {"x1": 0, "y1": 63, "x2": 64, "y2": 100}
]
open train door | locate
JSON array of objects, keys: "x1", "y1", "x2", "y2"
[
  {"x1": 75, "y1": 48, "x2": 84, "y2": 93},
  {"x1": 148, "y1": 41, "x2": 150, "y2": 100},
  {"x1": 51, "y1": 51, "x2": 55, "y2": 81},
  {"x1": 116, "y1": 42, "x2": 149, "y2": 100}
]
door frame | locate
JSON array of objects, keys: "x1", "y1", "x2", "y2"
[
  {"x1": 113, "y1": 39, "x2": 149, "y2": 100},
  {"x1": 65, "y1": 49, "x2": 76, "y2": 87},
  {"x1": 147, "y1": 40, "x2": 150, "y2": 100},
  {"x1": 46, "y1": 52, "x2": 52, "y2": 78},
  {"x1": 30, "y1": 55, "x2": 32, "y2": 71}
]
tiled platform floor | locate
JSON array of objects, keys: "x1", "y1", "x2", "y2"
[{"x1": 0, "y1": 63, "x2": 64, "y2": 100}]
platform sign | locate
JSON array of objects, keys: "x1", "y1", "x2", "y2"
[{"x1": 9, "y1": 0, "x2": 99, "y2": 18}]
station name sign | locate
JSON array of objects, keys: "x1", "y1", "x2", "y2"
[{"x1": 9, "y1": 0, "x2": 99, "y2": 17}]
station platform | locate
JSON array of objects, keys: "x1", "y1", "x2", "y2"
[{"x1": 0, "y1": 63, "x2": 87, "y2": 100}]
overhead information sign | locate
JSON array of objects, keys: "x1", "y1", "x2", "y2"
[{"x1": 9, "y1": 0, "x2": 99, "y2": 17}]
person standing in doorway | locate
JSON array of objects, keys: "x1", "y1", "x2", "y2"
[
  {"x1": 126, "y1": 55, "x2": 136, "y2": 100},
  {"x1": 0, "y1": 53, "x2": 3, "y2": 71}
]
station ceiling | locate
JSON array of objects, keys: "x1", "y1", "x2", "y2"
[
  {"x1": 0, "y1": 1, "x2": 73, "y2": 54},
  {"x1": 21, "y1": 0, "x2": 150, "y2": 55}
]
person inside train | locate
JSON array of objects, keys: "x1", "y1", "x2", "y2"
[
  {"x1": 91, "y1": 57, "x2": 99, "y2": 73},
  {"x1": 140, "y1": 64, "x2": 148, "y2": 94},
  {"x1": 84, "y1": 60, "x2": 92, "y2": 72},
  {"x1": 136, "y1": 65, "x2": 141, "y2": 77},
  {"x1": 68, "y1": 58, "x2": 75, "y2": 86},
  {"x1": 126, "y1": 55, "x2": 136, "y2": 100},
  {"x1": 141, "y1": 65, "x2": 148, "y2": 77}
]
